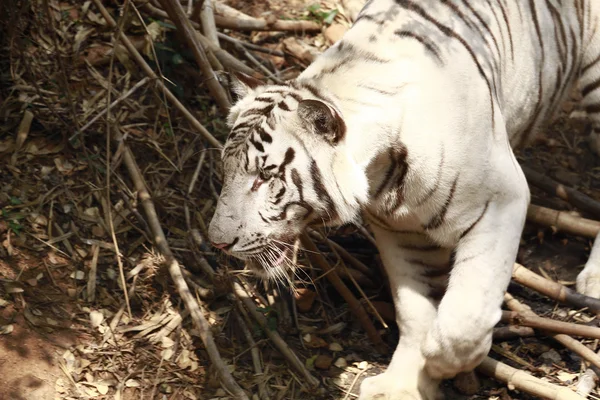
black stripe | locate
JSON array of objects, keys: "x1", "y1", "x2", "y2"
[
  {"x1": 278, "y1": 101, "x2": 291, "y2": 111},
  {"x1": 460, "y1": 0, "x2": 502, "y2": 60},
  {"x1": 494, "y1": 0, "x2": 514, "y2": 61},
  {"x1": 582, "y1": 78, "x2": 600, "y2": 98},
  {"x1": 395, "y1": 0, "x2": 495, "y2": 121},
  {"x1": 258, "y1": 212, "x2": 269, "y2": 223},
  {"x1": 242, "y1": 103, "x2": 275, "y2": 118},
  {"x1": 278, "y1": 148, "x2": 296, "y2": 175},
  {"x1": 586, "y1": 104, "x2": 600, "y2": 114},
  {"x1": 254, "y1": 96, "x2": 274, "y2": 102},
  {"x1": 423, "y1": 175, "x2": 459, "y2": 230},
  {"x1": 310, "y1": 159, "x2": 337, "y2": 220},
  {"x1": 485, "y1": 0, "x2": 507, "y2": 61},
  {"x1": 287, "y1": 92, "x2": 304, "y2": 103},
  {"x1": 460, "y1": 200, "x2": 490, "y2": 239},
  {"x1": 416, "y1": 147, "x2": 444, "y2": 206},
  {"x1": 394, "y1": 30, "x2": 443, "y2": 63},
  {"x1": 291, "y1": 168, "x2": 304, "y2": 201},
  {"x1": 273, "y1": 187, "x2": 286, "y2": 204},
  {"x1": 256, "y1": 126, "x2": 272, "y2": 143},
  {"x1": 364, "y1": 209, "x2": 395, "y2": 231},
  {"x1": 249, "y1": 136, "x2": 264, "y2": 152}
]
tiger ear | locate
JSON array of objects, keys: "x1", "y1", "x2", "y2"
[
  {"x1": 229, "y1": 70, "x2": 264, "y2": 99},
  {"x1": 297, "y1": 99, "x2": 346, "y2": 144}
]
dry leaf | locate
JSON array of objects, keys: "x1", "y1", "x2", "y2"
[
  {"x1": 125, "y1": 379, "x2": 140, "y2": 388},
  {"x1": 0, "y1": 324, "x2": 14, "y2": 335},
  {"x1": 90, "y1": 310, "x2": 104, "y2": 328}
]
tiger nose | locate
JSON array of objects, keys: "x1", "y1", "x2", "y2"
[{"x1": 210, "y1": 238, "x2": 238, "y2": 251}]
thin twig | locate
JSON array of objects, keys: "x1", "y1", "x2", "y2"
[
  {"x1": 199, "y1": 0, "x2": 219, "y2": 47},
  {"x1": 523, "y1": 166, "x2": 600, "y2": 218},
  {"x1": 234, "y1": 304, "x2": 270, "y2": 400},
  {"x1": 71, "y1": 76, "x2": 151, "y2": 141},
  {"x1": 477, "y1": 357, "x2": 584, "y2": 400},
  {"x1": 143, "y1": 3, "x2": 262, "y2": 78},
  {"x1": 157, "y1": 0, "x2": 230, "y2": 112},
  {"x1": 214, "y1": 15, "x2": 321, "y2": 32},
  {"x1": 217, "y1": 33, "x2": 286, "y2": 57},
  {"x1": 92, "y1": 0, "x2": 222, "y2": 149},
  {"x1": 115, "y1": 129, "x2": 247, "y2": 398},
  {"x1": 527, "y1": 204, "x2": 600, "y2": 238},
  {"x1": 492, "y1": 325, "x2": 535, "y2": 341},
  {"x1": 231, "y1": 282, "x2": 320, "y2": 388},
  {"x1": 504, "y1": 293, "x2": 600, "y2": 370},
  {"x1": 512, "y1": 263, "x2": 600, "y2": 314},
  {"x1": 500, "y1": 310, "x2": 600, "y2": 339},
  {"x1": 300, "y1": 233, "x2": 386, "y2": 352},
  {"x1": 105, "y1": 4, "x2": 133, "y2": 318}
]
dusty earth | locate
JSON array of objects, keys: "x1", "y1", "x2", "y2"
[{"x1": 1, "y1": 1, "x2": 600, "y2": 400}]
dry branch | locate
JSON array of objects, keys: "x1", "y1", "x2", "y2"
[
  {"x1": 300, "y1": 233, "x2": 387, "y2": 352},
  {"x1": 527, "y1": 204, "x2": 600, "y2": 238},
  {"x1": 523, "y1": 166, "x2": 600, "y2": 218},
  {"x1": 198, "y1": 0, "x2": 219, "y2": 47},
  {"x1": 492, "y1": 325, "x2": 535, "y2": 341},
  {"x1": 504, "y1": 293, "x2": 600, "y2": 370},
  {"x1": 512, "y1": 263, "x2": 600, "y2": 314},
  {"x1": 115, "y1": 130, "x2": 246, "y2": 397},
  {"x1": 214, "y1": 15, "x2": 322, "y2": 32},
  {"x1": 501, "y1": 310, "x2": 600, "y2": 339},
  {"x1": 157, "y1": 0, "x2": 230, "y2": 112},
  {"x1": 231, "y1": 282, "x2": 320, "y2": 388},
  {"x1": 142, "y1": 3, "x2": 262, "y2": 78},
  {"x1": 477, "y1": 357, "x2": 584, "y2": 400},
  {"x1": 92, "y1": 0, "x2": 222, "y2": 149}
]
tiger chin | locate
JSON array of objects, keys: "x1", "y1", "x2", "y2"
[{"x1": 208, "y1": 0, "x2": 600, "y2": 399}]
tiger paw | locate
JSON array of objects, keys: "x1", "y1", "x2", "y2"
[
  {"x1": 358, "y1": 372, "x2": 441, "y2": 400},
  {"x1": 577, "y1": 265, "x2": 600, "y2": 298},
  {"x1": 422, "y1": 318, "x2": 491, "y2": 379}
]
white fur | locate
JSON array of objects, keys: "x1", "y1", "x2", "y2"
[{"x1": 209, "y1": 1, "x2": 600, "y2": 399}]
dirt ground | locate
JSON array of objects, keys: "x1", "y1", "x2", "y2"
[{"x1": 1, "y1": 1, "x2": 600, "y2": 400}]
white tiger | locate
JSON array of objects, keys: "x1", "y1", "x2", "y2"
[{"x1": 208, "y1": 0, "x2": 600, "y2": 398}]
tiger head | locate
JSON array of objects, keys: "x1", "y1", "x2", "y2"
[{"x1": 207, "y1": 74, "x2": 368, "y2": 278}]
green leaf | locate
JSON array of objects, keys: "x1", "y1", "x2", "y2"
[
  {"x1": 9, "y1": 197, "x2": 22, "y2": 206},
  {"x1": 306, "y1": 3, "x2": 321, "y2": 13},
  {"x1": 305, "y1": 355, "x2": 317, "y2": 370},
  {"x1": 322, "y1": 9, "x2": 338, "y2": 25},
  {"x1": 172, "y1": 53, "x2": 184, "y2": 65}
]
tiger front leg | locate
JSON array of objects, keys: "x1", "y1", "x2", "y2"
[
  {"x1": 358, "y1": 225, "x2": 449, "y2": 400},
  {"x1": 576, "y1": 233, "x2": 600, "y2": 298},
  {"x1": 422, "y1": 180, "x2": 529, "y2": 379}
]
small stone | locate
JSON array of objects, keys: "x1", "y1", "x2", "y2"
[
  {"x1": 91, "y1": 225, "x2": 105, "y2": 237},
  {"x1": 324, "y1": 23, "x2": 347, "y2": 44},
  {"x1": 314, "y1": 355, "x2": 333, "y2": 370},
  {"x1": 453, "y1": 371, "x2": 480, "y2": 395},
  {"x1": 329, "y1": 342, "x2": 343, "y2": 352},
  {"x1": 303, "y1": 334, "x2": 328, "y2": 348},
  {"x1": 295, "y1": 288, "x2": 317, "y2": 313},
  {"x1": 540, "y1": 349, "x2": 562, "y2": 364},
  {"x1": 334, "y1": 357, "x2": 347, "y2": 368},
  {"x1": 357, "y1": 361, "x2": 369, "y2": 370}
]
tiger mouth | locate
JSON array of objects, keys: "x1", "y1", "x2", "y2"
[{"x1": 248, "y1": 238, "x2": 297, "y2": 270}]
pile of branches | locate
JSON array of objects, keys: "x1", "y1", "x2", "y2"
[{"x1": 2, "y1": 0, "x2": 600, "y2": 399}]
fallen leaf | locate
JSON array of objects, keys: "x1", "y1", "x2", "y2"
[
  {"x1": 0, "y1": 324, "x2": 14, "y2": 334},
  {"x1": 90, "y1": 310, "x2": 104, "y2": 328}
]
